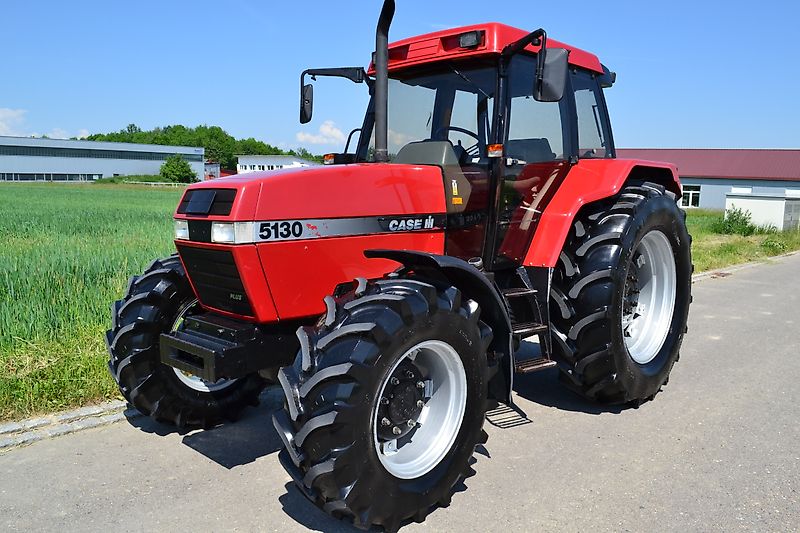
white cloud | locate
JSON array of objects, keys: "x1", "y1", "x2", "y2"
[
  {"x1": 0, "y1": 108, "x2": 28, "y2": 136},
  {"x1": 388, "y1": 129, "x2": 413, "y2": 150},
  {"x1": 296, "y1": 120, "x2": 346, "y2": 145},
  {"x1": 0, "y1": 108, "x2": 89, "y2": 139}
]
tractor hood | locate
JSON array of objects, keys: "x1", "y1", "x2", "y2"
[{"x1": 176, "y1": 163, "x2": 446, "y2": 223}]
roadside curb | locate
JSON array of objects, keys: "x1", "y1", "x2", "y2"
[
  {"x1": 0, "y1": 400, "x2": 142, "y2": 452},
  {"x1": 691, "y1": 250, "x2": 800, "y2": 283},
  {"x1": 2, "y1": 251, "x2": 798, "y2": 453}
]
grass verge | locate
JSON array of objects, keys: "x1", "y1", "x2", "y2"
[{"x1": 685, "y1": 209, "x2": 800, "y2": 272}]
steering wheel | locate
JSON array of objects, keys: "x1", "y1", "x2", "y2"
[{"x1": 433, "y1": 126, "x2": 481, "y2": 157}]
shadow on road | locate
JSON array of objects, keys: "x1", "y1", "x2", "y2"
[
  {"x1": 125, "y1": 388, "x2": 285, "y2": 469},
  {"x1": 506, "y1": 340, "x2": 625, "y2": 416}
]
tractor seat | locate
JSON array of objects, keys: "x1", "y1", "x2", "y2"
[{"x1": 505, "y1": 138, "x2": 557, "y2": 163}]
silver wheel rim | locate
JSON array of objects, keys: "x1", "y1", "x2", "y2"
[
  {"x1": 622, "y1": 230, "x2": 677, "y2": 364},
  {"x1": 373, "y1": 340, "x2": 467, "y2": 479},
  {"x1": 170, "y1": 299, "x2": 238, "y2": 393}
]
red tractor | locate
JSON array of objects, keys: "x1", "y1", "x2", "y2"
[{"x1": 107, "y1": 2, "x2": 692, "y2": 530}]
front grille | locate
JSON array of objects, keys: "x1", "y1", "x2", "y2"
[
  {"x1": 177, "y1": 189, "x2": 237, "y2": 216},
  {"x1": 176, "y1": 244, "x2": 254, "y2": 316}
]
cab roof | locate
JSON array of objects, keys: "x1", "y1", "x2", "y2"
[{"x1": 371, "y1": 22, "x2": 604, "y2": 75}]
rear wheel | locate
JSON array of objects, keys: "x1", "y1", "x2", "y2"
[
  {"x1": 273, "y1": 277, "x2": 493, "y2": 532},
  {"x1": 550, "y1": 182, "x2": 692, "y2": 404},
  {"x1": 106, "y1": 255, "x2": 266, "y2": 428}
]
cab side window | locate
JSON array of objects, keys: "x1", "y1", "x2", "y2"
[{"x1": 571, "y1": 70, "x2": 611, "y2": 159}]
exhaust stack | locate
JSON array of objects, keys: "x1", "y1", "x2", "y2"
[{"x1": 374, "y1": 0, "x2": 395, "y2": 163}]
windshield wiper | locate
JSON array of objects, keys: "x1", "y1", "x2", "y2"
[{"x1": 449, "y1": 64, "x2": 491, "y2": 99}]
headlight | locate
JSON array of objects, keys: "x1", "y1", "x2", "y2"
[
  {"x1": 174, "y1": 219, "x2": 189, "y2": 240},
  {"x1": 211, "y1": 222, "x2": 255, "y2": 244}
]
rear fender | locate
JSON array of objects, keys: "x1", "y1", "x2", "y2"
[
  {"x1": 523, "y1": 159, "x2": 681, "y2": 267},
  {"x1": 364, "y1": 249, "x2": 514, "y2": 404}
]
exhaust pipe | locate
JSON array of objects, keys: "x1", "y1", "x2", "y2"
[{"x1": 374, "y1": 0, "x2": 395, "y2": 163}]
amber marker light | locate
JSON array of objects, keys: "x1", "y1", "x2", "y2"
[{"x1": 488, "y1": 144, "x2": 504, "y2": 158}]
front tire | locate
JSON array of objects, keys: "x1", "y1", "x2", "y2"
[
  {"x1": 106, "y1": 255, "x2": 266, "y2": 428},
  {"x1": 273, "y1": 277, "x2": 493, "y2": 532},
  {"x1": 550, "y1": 182, "x2": 692, "y2": 405}
]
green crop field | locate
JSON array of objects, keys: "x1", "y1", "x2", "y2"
[
  {"x1": 1, "y1": 183, "x2": 799, "y2": 421},
  {"x1": 0, "y1": 183, "x2": 183, "y2": 420}
]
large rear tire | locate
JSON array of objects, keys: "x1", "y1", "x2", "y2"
[
  {"x1": 550, "y1": 182, "x2": 692, "y2": 405},
  {"x1": 106, "y1": 255, "x2": 266, "y2": 428},
  {"x1": 273, "y1": 277, "x2": 493, "y2": 532}
]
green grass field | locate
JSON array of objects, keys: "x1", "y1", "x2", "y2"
[
  {"x1": 0, "y1": 183, "x2": 182, "y2": 420},
  {"x1": 1, "y1": 184, "x2": 799, "y2": 421}
]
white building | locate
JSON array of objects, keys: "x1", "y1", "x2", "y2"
[
  {"x1": 236, "y1": 154, "x2": 319, "y2": 174},
  {"x1": 0, "y1": 136, "x2": 205, "y2": 181}
]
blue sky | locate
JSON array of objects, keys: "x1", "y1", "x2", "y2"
[{"x1": 1, "y1": 0, "x2": 798, "y2": 151}]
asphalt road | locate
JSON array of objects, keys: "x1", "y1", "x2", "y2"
[{"x1": 2, "y1": 255, "x2": 799, "y2": 532}]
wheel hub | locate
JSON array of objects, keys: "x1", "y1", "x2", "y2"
[
  {"x1": 377, "y1": 360, "x2": 426, "y2": 441},
  {"x1": 621, "y1": 231, "x2": 678, "y2": 365},
  {"x1": 372, "y1": 340, "x2": 467, "y2": 479}
]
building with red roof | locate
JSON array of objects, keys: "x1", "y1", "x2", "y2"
[{"x1": 617, "y1": 149, "x2": 800, "y2": 209}]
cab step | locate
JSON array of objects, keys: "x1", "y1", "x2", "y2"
[
  {"x1": 511, "y1": 321, "x2": 549, "y2": 337},
  {"x1": 502, "y1": 287, "x2": 537, "y2": 298},
  {"x1": 514, "y1": 357, "x2": 557, "y2": 374}
]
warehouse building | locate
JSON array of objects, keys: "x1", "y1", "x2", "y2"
[
  {"x1": 0, "y1": 136, "x2": 205, "y2": 181},
  {"x1": 236, "y1": 154, "x2": 319, "y2": 174},
  {"x1": 617, "y1": 149, "x2": 800, "y2": 209}
]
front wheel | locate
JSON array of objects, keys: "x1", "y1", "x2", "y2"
[
  {"x1": 106, "y1": 255, "x2": 266, "y2": 428},
  {"x1": 550, "y1": 182, "x2": 692, "y2": 405},
  {"x1": 273, "y1": 277, "x2": 493, "y2": 532}
]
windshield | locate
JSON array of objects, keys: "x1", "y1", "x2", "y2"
[{"x1": 367, "y1": 63, "x2": 497, "y2": 160}]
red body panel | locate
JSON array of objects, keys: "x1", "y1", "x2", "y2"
[
  {"x1": 175, "y1": 241, "x2": 279, "y2": 322},
  {"x1": 175, "y1": 164, "x2": 447, "y2": 322},
  {"x1": 369, "y1": 22, "x2": 604, "y2": 75},
  {"x1": 523, "y1": 159, "x2": 681, "y2": 267},
  {"x1": 178, "y1": 164, "x2": 445, "y2": 221},
  {"x1": 258, "y1": 232, "x2": 445, "y2": 320}
]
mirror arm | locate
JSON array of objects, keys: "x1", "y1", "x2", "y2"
[{"x1": 501, "y1": 28, "x2": 546, "y2": 59}]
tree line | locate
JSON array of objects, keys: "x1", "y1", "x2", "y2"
[{"x1": 86, "y1": 124, "x2": 322, "y2": 171}]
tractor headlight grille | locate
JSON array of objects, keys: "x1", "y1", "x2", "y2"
[{"x1": 176, "y1": 244, "x2": 253, "y2": 316}]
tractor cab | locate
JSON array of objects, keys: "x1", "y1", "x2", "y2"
[{"x1": 302, "y1": 22, "x2": 617, "y2": 270}]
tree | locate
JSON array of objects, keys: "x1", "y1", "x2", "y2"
[{"x1": 160, "y1": 154, "x2": 197, "y2": 183}]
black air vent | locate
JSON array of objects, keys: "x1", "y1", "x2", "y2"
[
  {"x1": 177, "y1": 244, "x2": 253, "y2": 316},
  {"x1": 177, "y1": 189, "x2": 237, "y2": 216}
]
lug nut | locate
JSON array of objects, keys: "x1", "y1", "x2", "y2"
[
  {"x1": 416, "y1": 400, "x2": 424, "y2": 408},
  {"x1": 380, "y1": 397, "x2": 389, "y2": 405},
  {"x1": 405, "y1": 370, "x2": 415, "y2": 379},
  {"x1": 416, "y1": 381, "x2": 425, "y2": 389},
  {"x1": 381, "y1": 417, "x2": 391, "y2": 426},
  {"x1": 392, "y1": 426, "x2": 402, "y2": 435},
  {"x1": 406, "y1": 420, "x2": 415, "y2": 427},
  {"x1": 390, "y1": 377, "x2": 400, "y2": 386}
]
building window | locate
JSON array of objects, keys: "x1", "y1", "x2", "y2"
[
  {"x1": 682, "y1": 185, "x2": 701, "y2": 208},
  {"x1": 258, "y1": 165, "x2": 265, "y2": 171},
  {"x1": 250, "y1": 165, "x2": 256, "y2": 170}
]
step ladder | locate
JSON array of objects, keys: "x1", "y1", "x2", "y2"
[{"x1": 501, "y1": 285, "x2": 557, "y2": 374}]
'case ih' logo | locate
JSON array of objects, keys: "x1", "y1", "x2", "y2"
[{"x1": 388, "y1": 216, "x2": 435, "y2": 231}]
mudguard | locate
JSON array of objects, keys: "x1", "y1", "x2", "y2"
[
  {"x1": 524, "y1": 158, "x2": 681, "y2": 267},
  {"x1": 364, "y1": 249, "x2": 515, "y2": 404}
]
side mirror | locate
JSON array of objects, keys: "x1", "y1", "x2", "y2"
[
  {"x1": 534, "y1": 47, "x2": 569, "y2": 102},
  {"x1": 300, "y1": 84, "x2": 314, "y2": 124}
]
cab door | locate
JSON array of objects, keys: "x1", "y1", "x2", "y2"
[{"x1": 489, "y1": 54, "x2": 574, "y2": 269}]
